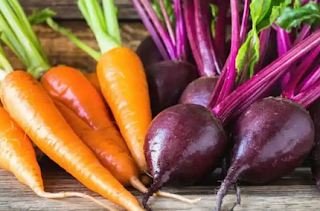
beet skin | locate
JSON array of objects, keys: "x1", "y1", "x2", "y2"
[
  {"x1": 179, "y1": 76, "x2": 219, "y2": 107},
  {"x1": 143, "y1": 104, "x2": 227, "y2": 210},
  {"x1": 216, "y1": 97, "x2": 315, "y2": 211},
  {"x1": 136, "y1": 36, "x2": 163, "y2": 68},
  {"x1": 146, "y1": 61, "x2": 198, "y2": 116}
]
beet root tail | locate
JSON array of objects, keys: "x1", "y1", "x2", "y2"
[
  {"x1": 235, "y1": 184, "x2": 241, "y2": 205},
  {"x1": 142, "y1": 179, "x2": 163, "y2": 211},
  {"x1": 215, "y1": 179, "x2": 232, "y2": 211},
  {"x1": 228, "y1": 184, "x2": 241, "y2": 211},
  {"x1": 215, "y1": 165, "x2": 243, "y2": 211}
]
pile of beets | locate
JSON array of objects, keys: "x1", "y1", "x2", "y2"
[{"x1": 132, "y1": 0, "x2": 320, "y2": 210}]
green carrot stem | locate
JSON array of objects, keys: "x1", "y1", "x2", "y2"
[
  {"x1": 0, "y1": 12, "x2": 27, "y2": 63},
  {"x1": 0, "y1": 43, "x2": 13, "y2": 93},
  {"x1": 0, "y1": 0, "x2": 50, "y2": 79},
  {"x1": 0, "y1": 43, "x2": 13, "y2": 75},
  {"x1": 8, "y1": 0, "x2": 47, "y2": 59},
  {"x1": 103, "y1": 0, "x2": 121, "y2": 45},
  {"x1": 78, "y1": 0, "x2": 120, "y2": 54}
]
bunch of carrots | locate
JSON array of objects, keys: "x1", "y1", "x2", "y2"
[{"x1": 0, "y1": 0, "x2": 201, "y2": 210}]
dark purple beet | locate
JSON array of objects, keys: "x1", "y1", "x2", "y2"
[
  {"x1": 146, "y1": 61, "x2": 198, "y2": 116},
  {"x1": 143, "y1": 104, "x2": 227, "y2": 210},
  {"x1": 216, "y1": 97, "x2": 315, "y2": 211},
  {"x1": 136, "y1": 36, "x2": 164, "y2": 68},
  {"x1": 179, "y1": 76, "x2": 219, "y2": 107}
]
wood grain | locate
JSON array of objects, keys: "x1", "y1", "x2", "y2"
[
  {"x1": 4, "y1": 21, "x2": 148, "y2": 72},
  {"x1": 0, "y1": 160, "x2": 318, "y2": 211},
  {"x1": 21, "y1": 0, "x2": 139, "y2": 20}
]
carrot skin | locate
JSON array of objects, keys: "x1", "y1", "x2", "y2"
[
  {"x1": 40, "y1": 66, "x2": 129, "y2": 153},
  {"x1": 0, "y1": 107, "x2": 43, "y2": 192},
  {"x1": 55, "y1": 101, "x2": 139, "y2": 186},
  {"x1": 84, "y1": 72, "x2": 102, "y2": 94},
  {"x1": 1, "y1": 71, "x2": 144, "y2": 211},
  {"x1": 97, "y1": 47, "x2": 152, "y2": 173}
]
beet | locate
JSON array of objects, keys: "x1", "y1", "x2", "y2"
[
  {"x1": 136, "y1": 36, "x2": 164, "y2": 68},
  {"x1": 143, "y1": 104, "x2": 227, "y2": 210},
  {"x1": 216, "y1": 97, "x2": 315, "y2": 211},
  {"x1": 146, "y1": 61, "x2": 198, "y2": 116},
  {"x1": 179, "y1": 76, "x2": 219, "y2": 107}
]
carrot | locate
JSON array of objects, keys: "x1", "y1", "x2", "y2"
[
  {"x1": 31, "y1": 1, "x2": 152, "y2": 172},
  {"x1": 54, "y1": 100, "x2": 138, "y2": 186},
  {"x1": 40, "y1": 66, "x2": 129, "y2": 153},
  {"x1": 1, "y1": 70, "x2": 144, "y2": 211},
  {"x1": 0, "y1": 107, "x2": 116, "y2": 211},
  {"x1": 97, "y1": 47, "x2": 151, "y2": 172},
  {"x1": 55, "y1": 101, "x2": 200, "y2": 204},
  {"x1": 70, "y1": 0, "x2": 151, "y2": 173},
  {"x1": 84, "y1": 72, "x2": 102, "y2": 94},
  {"x1": 0, "y1": 2, "x2": 129, "y2": 154}
]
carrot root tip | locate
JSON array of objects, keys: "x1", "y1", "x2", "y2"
[
  {"x1": 35, "y1": 190, "x2": 118, "y2": 211},
  {"x1": 156, "y1": 191, "x2": 201, "y2": 204}
]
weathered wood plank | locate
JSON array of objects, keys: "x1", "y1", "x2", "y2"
[
  {"x1": 20, "y1": 0, "x2": 139, "y2": 20},
  {"x1": 4, "y1": 21, "x2": 148, "y2": 72},
  {"x1": 0, "y1": 162, "x2": 319, "y2": 211}
]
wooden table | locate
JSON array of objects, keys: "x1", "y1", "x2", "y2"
[
  {"x1": 1, "y1": 158, "x2": 319, "y2": 211},
  {"x1": 1, "y1": 1, "x2": 320, "y2": 210}
]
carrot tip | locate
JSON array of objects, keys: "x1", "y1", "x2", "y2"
[
  {"x1": 156, "y1": 191, "x2": 202, "y2": 204},
  {"x1": 36, "y1": 190, "x2": 119, "y2": 211}
]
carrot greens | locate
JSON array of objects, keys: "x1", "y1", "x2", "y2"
[{"x1": 0, "y1": 0, "x2": 50, "y2": 79}]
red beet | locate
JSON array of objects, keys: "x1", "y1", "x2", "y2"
[
  {"x1": 216, "y1": 97, "x2": 315, "y2": 211},
  {"x1": 143, "y1": 104, "x2": 227, "y2": 210},
  {"x1": 136, "y1": 36, "x2": 198, "y2": 116},
  {"x1": 136, "y1": 36, "x2": 164, "y2": 68},
  {"x1": 146, "y1": 61, "x2": 198, "y2": 116},
  {"x1": 179, "y1": 76, "x2": 219, "y2": 107}
]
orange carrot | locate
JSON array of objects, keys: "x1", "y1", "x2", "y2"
[
  {"x1": 0, "y1": 42, "x2": 114, "y2": 209},
  {"x1": 0, "y1": 106, "x2": 116, "y2": 210},
  {"x1": 54, "y1": 101, "x2": 138, "y2": 186},
  {"x1": 40, "y1": 66, "x2": 129, "y2": 153},
  {"x1": 75, "y1": 0, "x2": 153, "y2": 173},
  {"x1": 84, "y1": 72, "x2": 101, "y2": 94},
  {"x1": 55, "y1": 101, "x2": 200, "y2": 204},
  {"x1": 97, "y1": 47, "x2": 151, "y2": 172},
  {"x1": 38, "y1": 0, "x2": 152, "y2": 173},
  {"x1": 1, "y1": 71, "x2": 144, "y2": 211}
]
